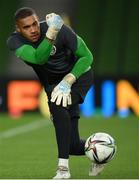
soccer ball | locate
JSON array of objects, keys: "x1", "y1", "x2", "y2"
[{"x1": 85, "y1": 132, "x2": 116, "y2": 164}]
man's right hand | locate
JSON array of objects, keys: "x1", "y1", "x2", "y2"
[
  {"x1": 46, "y1": 13, "x2": 64, "y2": 40},
  {"x1": 46, "y1": 13, "x2": 64, "y2": 30}
]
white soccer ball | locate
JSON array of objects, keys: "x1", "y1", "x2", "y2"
[{"x1": 85, "y1": 132, "x2": 116, "y2": 164}]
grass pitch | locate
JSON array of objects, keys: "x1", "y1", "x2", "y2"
[{"x1": 0, "y1": 113, "x2": 139, "y2": 179}]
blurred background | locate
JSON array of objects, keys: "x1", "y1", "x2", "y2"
[
  {"x1": 0, "y1": 0, "x2": 139, "y2": 77},
  {"x1": 1, "y1": 0, "x2": 139, "y2": 76},
  {"x1": 0, "y1": 0, "x2": 139, "y2": 117},
  {"x1": 0, "y1": 0, "x2": 139, "y2": 179}
]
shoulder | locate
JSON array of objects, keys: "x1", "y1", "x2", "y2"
[
  {"x1": 61, "y1": 24, "x2": 76, "y2": 36},
  {"x1": 60, "y1": 25, "x2": 77, "y2": 49},
  {"x1": 7, "y1": 32, "x2": 24, "y2": 51},
  {"x1": 58, "y1": 25, "x2": 77, "y2": 44}
]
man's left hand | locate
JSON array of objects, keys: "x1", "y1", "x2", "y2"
[
  {"x1": 51, "y1": 73, "x2": 76, "y2": 107},
  {"x1": 51, "y1": 80, "x2": 72, "y2": 107}
]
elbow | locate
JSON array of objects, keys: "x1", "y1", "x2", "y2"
[
  {"x1": 35, "y1": 56, "x2": 48, "y2": 65},
  {"x1": 87, "y1": 52, "x2": 93, "y2": 65},
  {"x1": 38, "y1": 61, "x2": 46, "y2": 65},
  {"x1": 34, "y1": 58, "x2": 45, "y2": 65}
]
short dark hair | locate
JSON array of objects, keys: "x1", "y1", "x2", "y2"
[{"x1": 14, "y1": 7, "x2": 36, "y2": 22}]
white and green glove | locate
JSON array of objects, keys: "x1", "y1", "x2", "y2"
[
  {"x1": 51, "y1": 73, "x2": 76, "y2": 107},
  {"x1": 46, "y1": 13, "x2": 64, "y2": 40}
]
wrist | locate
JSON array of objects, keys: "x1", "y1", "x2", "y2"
[
  {"x1": 63, "y1": 73, "x2": 76, "y2": 86},
  {"x1": 46, "y1": 27, "x2": 59, "y2": 40}
]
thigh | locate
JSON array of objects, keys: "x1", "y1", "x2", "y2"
[
  {"x1": 68, "y1": 104, "x2": 80, "y2": 119},
  {"x1": 44, "y1": 69, "x2": 93, "y2": 107},
  {"x1": 71, "y1": 69, "x2": 94, "y2": 104}
]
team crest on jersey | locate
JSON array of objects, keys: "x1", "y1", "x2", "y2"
[{"x1": 50, "y1": 45, "x2": 56, "y2": 56}]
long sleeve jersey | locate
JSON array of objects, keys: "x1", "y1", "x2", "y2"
[{"x1": 7, "y1": 21, "x2": 93, "y2": 86}]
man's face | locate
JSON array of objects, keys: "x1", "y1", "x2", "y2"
[{"x1": 16, "y1": 14, "x2": 40, "y2": 42}]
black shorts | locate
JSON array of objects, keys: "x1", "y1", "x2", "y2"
[{"x1": 44, "y1": 69, "x2": 94, "y2": 105}]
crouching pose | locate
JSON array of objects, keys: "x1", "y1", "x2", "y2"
[{"x1": 7, "y1": 7, "x2": 105, "y2": 178}]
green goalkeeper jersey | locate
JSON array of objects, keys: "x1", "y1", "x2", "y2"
[{"x1": 7, "y1": 21, "x2": 93, "y2": 86}]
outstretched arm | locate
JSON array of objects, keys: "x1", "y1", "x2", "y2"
[
  {"x1": 51, "y1": 25, "x2": 93, "y2": 107},
  {"x1": 71, "y1": 35, "x2": 93, "y2": 78},
  {"x1": 15, "y1": 38, "x2": 53, "y2": 65}
]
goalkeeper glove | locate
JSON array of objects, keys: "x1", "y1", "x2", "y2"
[
  {"x1": 46, "y1": 13, "x2": 64, "y2": 40},
  {"x1": 51, "y1": 73, "x2": 76, "y2": 107}
]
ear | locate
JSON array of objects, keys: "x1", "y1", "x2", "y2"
[
  {"x1": 36, "y1": 14, "x2": 39, "y2": 21},
  {"x1": 16, "y1": 24, "x2": 20, "y2": 33}
]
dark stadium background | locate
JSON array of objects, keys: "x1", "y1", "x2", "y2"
[
  {"x1": 0, "y1": 0, "x2": 139, "y2": 179},
  {"x1": 1, "y1": 0, "x2": 139, "y2": 77},
  {"x1": 0, "y1": 0, "x2": 139, "y2": 115}
]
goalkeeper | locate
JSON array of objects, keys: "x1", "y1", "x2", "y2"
[{"x1": 7, "y1": 7, "x2": 104, "y2": 179}]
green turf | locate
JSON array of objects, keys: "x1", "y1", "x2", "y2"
[{"x1": 0, "y1": 113, "x2": 139, "y2": 179}]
